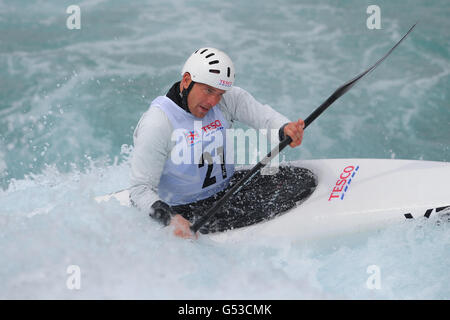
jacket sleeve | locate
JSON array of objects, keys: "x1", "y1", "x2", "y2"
[
  {"x1": 129, "y1": 106, "x2": 174, "y2": 214},
  {"x1": 217, "y1": 86, "x2": 291, "y2": 132}
]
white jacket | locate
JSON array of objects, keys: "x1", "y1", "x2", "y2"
[{"x1": 129, "y1": 85, "x2": 291, "y2": 214}]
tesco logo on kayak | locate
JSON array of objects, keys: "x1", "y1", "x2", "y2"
[{"x1": 328, "y1": 165, "x2": 359, "y2": 201}]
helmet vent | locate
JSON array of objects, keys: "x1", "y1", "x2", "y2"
[
  {"x1": 208, "y1": 60, "x2": 219, "y2": 65},
  {"x1": 209, "y1": 69, "x2": 220, "y2": 74},
  {"x1": 200, "y1": 49, "x2": 208, "y2": 54},
  {"x1": 227, "y1": 67, "x2": 231, "y2": 77},
  {"x1": 205, "y1": 53, "x2": 215, "y2": 58}
]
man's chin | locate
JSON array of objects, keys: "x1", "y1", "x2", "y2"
[
  {"x1": 194, "y1": 108, "x2": 209, "y2": 118},
  {"x1": 193, "y1": 112, "x2": 206, "y2": 118}
]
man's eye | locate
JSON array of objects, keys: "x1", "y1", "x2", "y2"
[{"x1": 205, "y1": 87, "x2": 222, "y2": 97}]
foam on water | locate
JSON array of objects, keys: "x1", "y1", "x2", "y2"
[{"x1": 1, "y1": 156, "x2": 450, "y2": 299}]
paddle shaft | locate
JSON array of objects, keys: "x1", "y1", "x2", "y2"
[{"x1": 190, "y1": 23, "x2": 416, "y2": 234}]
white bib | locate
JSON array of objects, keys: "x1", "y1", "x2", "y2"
[{"x1": 153, "y1": 96, "x2": 235, "y2": 205}]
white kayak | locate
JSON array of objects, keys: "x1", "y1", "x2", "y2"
[{"x1": 95, "y1": 158, "x2": 450, "y2": 242}]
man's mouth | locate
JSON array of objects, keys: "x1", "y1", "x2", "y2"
[{"x1": 199, "y1": 105, "x2": 209, "y2": 113}]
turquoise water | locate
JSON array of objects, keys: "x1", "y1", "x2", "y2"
[{"x1": 0, "y1": 0, "x2": 449, "y2": 299}]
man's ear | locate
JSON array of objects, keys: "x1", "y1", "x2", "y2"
[{"x1": 181, "y1": 72, "x2": 192, "y2": 89}]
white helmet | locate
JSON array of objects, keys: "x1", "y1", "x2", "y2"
[{"x1": 181, "y1": 47, "x2": 235, "y2": 91}]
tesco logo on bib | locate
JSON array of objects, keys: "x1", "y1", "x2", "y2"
[{"x1": 202, "y1": 119, "x2": 223, "y2": 133}]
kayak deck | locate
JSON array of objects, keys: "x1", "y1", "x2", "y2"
[{"x1": 172, "y1": 166, "x2": 317, "y2": 234}]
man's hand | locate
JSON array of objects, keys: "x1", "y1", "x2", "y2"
[
  {"x1": 283, "y1": 118, "x2": 305, "y2": 148},
  {"x1": 169, "y1": 214, "x2": 198, "y2": 239}
]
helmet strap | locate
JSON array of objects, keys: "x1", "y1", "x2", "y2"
[{"x1": 180, "y1": 81, "x2": 195, "y2": 113}]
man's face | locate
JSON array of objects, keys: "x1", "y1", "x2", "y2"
[{"x1": 181, "y1": 74, "x2": 226, "y2": 118}]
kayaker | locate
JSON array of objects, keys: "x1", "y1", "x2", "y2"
[{"x1": 129, "y1": 47, "x2": 305, "y2": 238}]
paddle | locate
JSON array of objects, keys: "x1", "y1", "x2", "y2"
[{"x1": 190, "y1": 23, "x2": 417, "y2": 234}]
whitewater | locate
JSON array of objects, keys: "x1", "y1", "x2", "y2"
[{"x1": 1, "y1": 0, "x2": 449, "y2": 299}]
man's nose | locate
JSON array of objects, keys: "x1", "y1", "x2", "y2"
[{"x1": 207, "y1": 94, "x2": 220, "y2": 106}]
